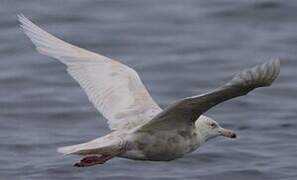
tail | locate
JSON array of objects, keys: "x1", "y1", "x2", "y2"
[
  {"x1": 57, "y1": 143, "x2": 87, "y2": 155},
  {"x1": 57, "y1": 140, "x2": 122, "y2": 156},
  {"x1": 57, "y1": 133, "x2": 124, "y2": 156}
]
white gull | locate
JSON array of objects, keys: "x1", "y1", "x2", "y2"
[{"x1": 18, "y1": 14, "x2": 280, "y2": 167}]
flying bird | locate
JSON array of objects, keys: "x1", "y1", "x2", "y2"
[{"x1": 18, "y1": 14, "x2": 280, "y2": 167}]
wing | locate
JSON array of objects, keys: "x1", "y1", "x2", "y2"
[
  {"x1": 138, "y1": 59, "x2": 280, "y2": 131},
  {"x1": 18, "y1": 14, "x2": 162, "y2": 130}
]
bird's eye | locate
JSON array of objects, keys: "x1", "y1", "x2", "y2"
[{"x1": 210, "y1": 123, "x2": 217, "y2": 128}]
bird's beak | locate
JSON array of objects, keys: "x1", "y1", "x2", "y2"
[{"x1": 219, "y1": 127, "x2": 237, "y2": 139}]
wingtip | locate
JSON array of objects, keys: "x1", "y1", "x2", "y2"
[
  {"x1": 17, "y1": 14, "x2": 22, "y2": 19},
  {"x1": 251, "y1": 58, "x2": 281, "y2": 86},
  {"x1": 227, "y1": 58, "x2": 281, "y2": 88},
  {"x1": 269, "y1": 58, "x2": 280, "y2": 70},
  {"x1": 17, "y1": 14, "x2": 29, "y2": 31},
  {"x1": 268, "y1": 58, "x2": 281, "y2": 82},
  {"x1": 17, "y1": 13, "x2": 26, "y2": 23}
]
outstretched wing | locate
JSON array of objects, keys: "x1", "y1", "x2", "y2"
[
  {"x1": 18, "y1": 14, "x2": 162, "y2": 130},
  {"x1": 138, "y1": 59, "x2": 280, "y2": 131}
]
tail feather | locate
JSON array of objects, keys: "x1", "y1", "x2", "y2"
[
  {"x1": 57, "y1": 134, "x2": 123, "y2": 156},
  {"x1": 57, "y1": 142, "x2": 117, "y2": 156},
  {"x1": 57, "y1": 144, "x2": 86, "y2": 155}
]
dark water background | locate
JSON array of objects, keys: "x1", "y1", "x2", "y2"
[{"x1": 1, "y1": 0, "x2": 297, "y2": 179}]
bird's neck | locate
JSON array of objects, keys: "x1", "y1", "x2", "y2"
[{"x1": 195, "y1": 125, "x2": 213, "y2": 144}]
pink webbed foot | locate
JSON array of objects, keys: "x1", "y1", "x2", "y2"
[{"x1": 74, "y1": 155, "x2": 114, "y2": 167}]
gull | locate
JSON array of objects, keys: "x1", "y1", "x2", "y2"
[{"x1": 18, "y1": 14, "x2": 280, "y2": 167}]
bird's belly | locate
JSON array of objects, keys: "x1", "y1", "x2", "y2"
[{"x1": 122, "y1": 130, "x2": 200, "y2": 161}]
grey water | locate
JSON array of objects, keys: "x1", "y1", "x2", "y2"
[{"x1": 0, "y1": 0, "x2": 296, "y2": 179}]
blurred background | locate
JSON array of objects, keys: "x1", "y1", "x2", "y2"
[{"x1": 0, "y1": 0, "x2": 296, "y2": 179}]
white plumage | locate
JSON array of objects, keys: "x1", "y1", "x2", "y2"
[
  {"x1": 18, "y1": 14, "x2": 161, "y2": 131},
  {"x1": 18, "y1": 15, "x2": 280, "y2": 166}
]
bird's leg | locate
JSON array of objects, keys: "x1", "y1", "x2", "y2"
[
  {"x1": 74, "y1": 144, "x2": 127, "y2": 167},
  {"x1": 74, "y1": 154, "x2": 114, "y2": 167}
]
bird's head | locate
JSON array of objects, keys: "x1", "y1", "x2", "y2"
[{"x1": 195, "y1": 116, "x2": 236, "y2": 142}]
